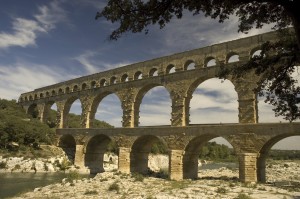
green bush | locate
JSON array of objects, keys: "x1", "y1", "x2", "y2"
[
  {"x1": 108, "y1": 181, "x2": 120, "y2": 192},
  {"x1": 66, "y1": 170, "x2": 82, "y2": 182},
  {"x1": 0, "y1": 161, "x2": 7, "y2": 169},
  {"x1": 84, "y1": 190, "x2": 98, "y2": 195}
]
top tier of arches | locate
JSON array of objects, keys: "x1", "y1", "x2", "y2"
[{"x1": 19, "y1": 30, "x2": 279, "y2": 102}]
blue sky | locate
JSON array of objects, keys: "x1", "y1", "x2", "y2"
[{"x1": 0, "y1": 0, "x2": 299, "y2": 149}]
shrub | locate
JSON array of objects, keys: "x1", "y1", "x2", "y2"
[
  {"x1": 66, "y1": 170, "x2": 81, "y2": 182},
  {"x1": 84, "y1": 190, "x2": 98, "y2": 195},
  {"x1": 0, "y1": 161, "x2": 7, "y2": 169},
  {"x1": 108, "y1": 181, "x2": 120, "y2": 192},
  {"x1": 14, "y1": 164, "x2": 21, "y2": 170},
  {"x1": 132, "y1": 172, "x2": 144, "y2": 182},
  {"x1": 216, "y1": 187, "x2": 227, "y2": 194},
  {"x1": 234, "y1": 193, "x2": 252, "y2": 199}
]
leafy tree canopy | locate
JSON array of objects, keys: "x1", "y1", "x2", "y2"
[{"x1": 97, "y1": 0, "x2": 300, "y2": 121}]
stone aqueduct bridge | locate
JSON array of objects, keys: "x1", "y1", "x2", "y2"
[{"x1": 19, "y1": 30, "x2": 300, "y2": 183}]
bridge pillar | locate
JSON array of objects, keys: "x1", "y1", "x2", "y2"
[
  {"x1": 169, "y1": 86, "x2": 190, "y2": 127},
  {"x1": 257, "y1": 153, "x2": 267, "y2": 183},
  {"x1": 117, "y1": 89, "x2": 136, "y2": 127},
  {"x1": 118, "y1": 147, "x2": 131, "y2": 173},
  {"x1": 169, "y1": 149, "x2": 184, "y2": 180},
  {"x1": 238, "y1": 153, "x2": 259, "y2": 183},
  {"x1": 36, "y1": 103, "x2": 46, "y2": 122},
  {"x1": 56, "y1": 101, "x2": 66, "y2": 128},
  {"x1": 235, "y1": 81, "x2": 258, "y2": 123},
  {"x1": 74, "y1": 144, "x2": 85, "y2": 168}
]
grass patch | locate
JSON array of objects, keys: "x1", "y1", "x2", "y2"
[
  {"x1": 66, "y1": 170, "x2": 82, "y2": 182},
  {"x1": 132, "y1": 172, "x2": 144, "y2": 182},
  {"x1": 108, "y1": 181, "x2": 120, "y2": 193},
  {"x1": 84, "y1": 190, "x2": 98, "y2": 195},
  {"x1": 234, "y1": 193, "x2": 252, "y2": 199},
  {"x1": 216, "y1": 187, "x2": 227, "y2": 194}
]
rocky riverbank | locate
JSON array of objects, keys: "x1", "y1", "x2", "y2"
[{"x1": 6, "y1": 157, "x2": 300, "y2": 199}]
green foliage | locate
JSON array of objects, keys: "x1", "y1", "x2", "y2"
[
  {"x1": 269, "y1": 149, "x2": 300, "y2": 160},
  {"x1": 132, "y1": 172, "x2": 144, "y2": 182},
  {"x1": 66, "y1": 170, "x2": 82, "y2": 182},
  {"x1": 198, "y1": 141, "x2": 237, "y2": 162},
  {"x1": 234, "y1": 193, "x2": 252, "y2": 199},
  {"x1": 0, "y1": 99, "x2": 55, "y2": 150},
  {"x1": 84, "y1": 190, "x2": 98, "y2": 195},
  {"x1": 216, "y1": 187, "x2": 227, "y2": 194},
  {"x1": 0, "y1": 161, "x2": 7, "y2": 169},
  {"x1": 151, "y1": 142, "x2": 168, "y2": 154},
  {"x1": 108, "y1": 181, "x2": 120, "y2": 192},
  {"x1": 55, "y1": 158, "x2": 72, "y2": 171}
]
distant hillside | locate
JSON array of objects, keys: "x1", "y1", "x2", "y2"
[{"x1": 0, "y1": 99, "x2": 113, "y2": 152}]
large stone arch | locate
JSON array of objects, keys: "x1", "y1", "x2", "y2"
[
  {"x1": 58, "y1": 134, "x2": 76, "y2": 163},
  {"x1": 257, "y1": 133, "x2": 300, "y2": 183},
  {"x1": 134, "y1": 84, "x2": 171, "y2": 127},
  {"x1": 183, "y1": 134, "x2": 236, "y2": 179},
  {"x1": 89, "y1": 91, "x2": 122, "y2": 128},
  {"x1": 188, "y1": 76, "x2": 238, "y2": 124},
  {"x1": 130, "y1": 135, "x2": 168, "y2": 174},
  {"x1": 42, "y1": 100, "x2": 57, "y2": 126},
  {"x1": 63, "y1": 96, "x2": 81, "y2": 128},
  {"x1": 84, "y1": 134, "x2": 114, "y2": 174},
  {"x1": 27, "y1": 103, "x2": 38, "y2": 118}
]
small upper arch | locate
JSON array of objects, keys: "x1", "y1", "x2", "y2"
[
  {"x1": 73, "y1": 85, "x2": 79, "y2": 92},
  {"x1": 184, "y1": 60, "x2": 196, "y2": 70},
  {"x1": 134, "y1": 71, "x2": 143, "y2": 80},
  {"x1": 226, "y1": 52, "x2": 240, "y2": 63},
  {"x1": 110, "y1": 76, "x2": 117, "y2": 84},
  {"x1": 82, "y1": 83, "x2": 87, "y2": 90},
  {"x1": 100, "y1": 79, "x2": 107, "y2": 87},
  {"x1": 58, "y1": 88, "x2": 63, "y2": 94},
  {"x1": 204, "y1": 57, "x2": 217, "y2": 67},
  {"x1": 166, "y1": 64, "x2": 176, "y2": 74},
  {"x1": 121, "y1": 73, "x2": 129, "y2": 82},
  {"x1": 39, "y1": 93, "x2": 44, "y2": 98},
  {"x1": 149, "y1": 68, "x2": 158, "y2": 77},
  {"x1": 91, "y1": 80, "x2": 97, "y2": 88},
  {"x1": 51, "y1": 90, "x2": 56, "y2": 96},
  {"x1": 65, "y1": 87, "x2": 70, "y2": 93}
]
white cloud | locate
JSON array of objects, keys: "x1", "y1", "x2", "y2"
[
  {"x1": 0, "y1": 62, "x2": 71, "y2": 99},
  {"x1": 0, "y1": 1, "x2": 66, "y2": 49},
  {"x1": 74, "y1": 51, "x2": 100, "y2": 74}
]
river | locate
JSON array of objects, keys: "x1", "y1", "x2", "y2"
[{"x1": 0, "y1": 172, "x2": 90, "y2": 199}]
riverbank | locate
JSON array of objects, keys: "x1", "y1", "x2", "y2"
[{"x1": 7, "y1": 159, "x2": 300, "y2": 199}]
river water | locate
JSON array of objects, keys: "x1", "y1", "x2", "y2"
[
  {"x1": 0, "y1": 162, "x2": 237, "y2": 198},
  {"x1": 0, "y1": 172, "x2": 90, "y2": 199}
]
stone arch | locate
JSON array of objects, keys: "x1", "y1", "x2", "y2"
[
  {"x1": 257, "y1": 133, "x2": 300, "y2": 183},
  {"x1": 43, "y1": 100, "x2": 58, "y2": 127},
  {"x1": 183, "y1": 134, "x2": 236, "y2": 179},
  {"x1": 84, "y1": 134, "x2": 113, "y2": 173},
  {"x1": 65, "y1": 87, "x2": 70, "y2": 93},
  {"x1": 134, "y1": 84, "x2": 171, "y2": 127},
  {"x1": 188, "y1": 77, "x2": 238, "y2": 124},
  {"x1": 51, "y1": 90, "x2": 56, "y2": 96},
  {"x1": 40, "y1": 93, "x2": 44, "y2": 98},
  {"x1": 130, "y1": 135, "x2": 169, "y2": 174},
  {"x1": 89, "y1": 92, "x2": 122, "y2": 128},
  {"x1": 46, "y1": 92, "x2": 50, "y2": 97},
  {"x1": 227, "y1": 52, "x2": 240, "y2": 63},
  {"x1": 166, "y1": 64, "x2": 175, "y2": 74},
  {"x1": 121, "y1": 73, "x2": 129, "y2": 82},
  {"x1": 250, "y1": 46, "x2": 263, "y2": 58},
  {"x1": 27, "y1": 103, "x2": 38, "y2": 118},
  {"x1": 149, "y1": 68, "x2": 158, "y2": 77},
  {"x1": 82, "y1": 83, "x2": 87, "y2": 90},
  {"x1": 110, "y1": 76, "x2": 117, "y2": 84},
  {"x1": 204, "y1": 57, "x2": 217, "y2": 67},
  {"x1": 34, "y1": 94, "x2": 38, "y2": 100},
  {"x1": 134, "y1": 71, "x2": 143, "y2": 80},
  {"x1": 63, "y1": 96, "x2": 81, "y2": 128},
  {"x1": 29, "y1": 95, "x2": 33, "y2": 100},
  {"x1": 58, "y1": 134, "x2": 76, "y2": 163},
  {"x1": 91, "y1": 80, "x2": 97, "y2": 88},
  {"x1": 58, "y1": 88, "x2": 63, "y2": 95},
  {"x1": 100, "y1": 79, "x2": 107, "y2": 86},
  {"x1": 73, "y1": 85, "x2": 78, "y2": 92},
  {"x1": 184, "y1": 60, "x2": 196, "y2": 70}
]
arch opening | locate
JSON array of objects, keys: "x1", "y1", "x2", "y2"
[
  {"x1": 82, "y1": 83, "x2": 87, "y2": 90},
  {"x1": 92, "y1": 93, "x2": 122, "y2": 128},
  {"x1": 166, "y1": 64, "x2": 175, "y2": 74},
  {"x1": 184, "y1": 60, "x2": 196, "y2": 70},
  {"x1": 205, "y1": 57, "x2": 216, "y2": 67},
  {"x1": 130, "y1": 135, "x2": 169, "y2": 178},
  {"x1": 149, "y1": 68, "x2": 158, "y2": 77},
  {"x1": 84, "y1": 134, "x2": 117, "y2": 174},
  {"x1": 121, "y1": 74, "x2": 129, "y2": 82},
  {"x1": 66, "y1": 98, "x2": 82, "y2": 128},
  {"x1": 138, "y1": 85, "x2": 171, "y2": 126},
  {"x1": 100, "y1": 79, "x2": 107, "y2": 87},
  {"x1": 134, "y1": 71, "x2": 143, "y2": 80},
  {"x1": 91, "y1": 80, "x2": 97, "y2": 88},
  {"x1": 227, "y1": 54, "x2": 239, "y2": 63},
  {"x1": 257, "y1": 135, "x2": 300, "y2": 184},
  {"x1": 27, "y1": 103, "x2": 38, "y2": 119},
  {"x1": 58, "y1": 134, "x2": 76, "y2": 163},
  {"x1": 183, "y1": 136, "x2": 237, "y2": 180},
  {"x1": 189, "y1": 78, "x2": 238, "y2": 124},
  {"x1": 110, "y1": 76, "x2": 117, "y2": 84},
  {"x1": 73, "y1": 85, "x2": 78, "y2": 92}
]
